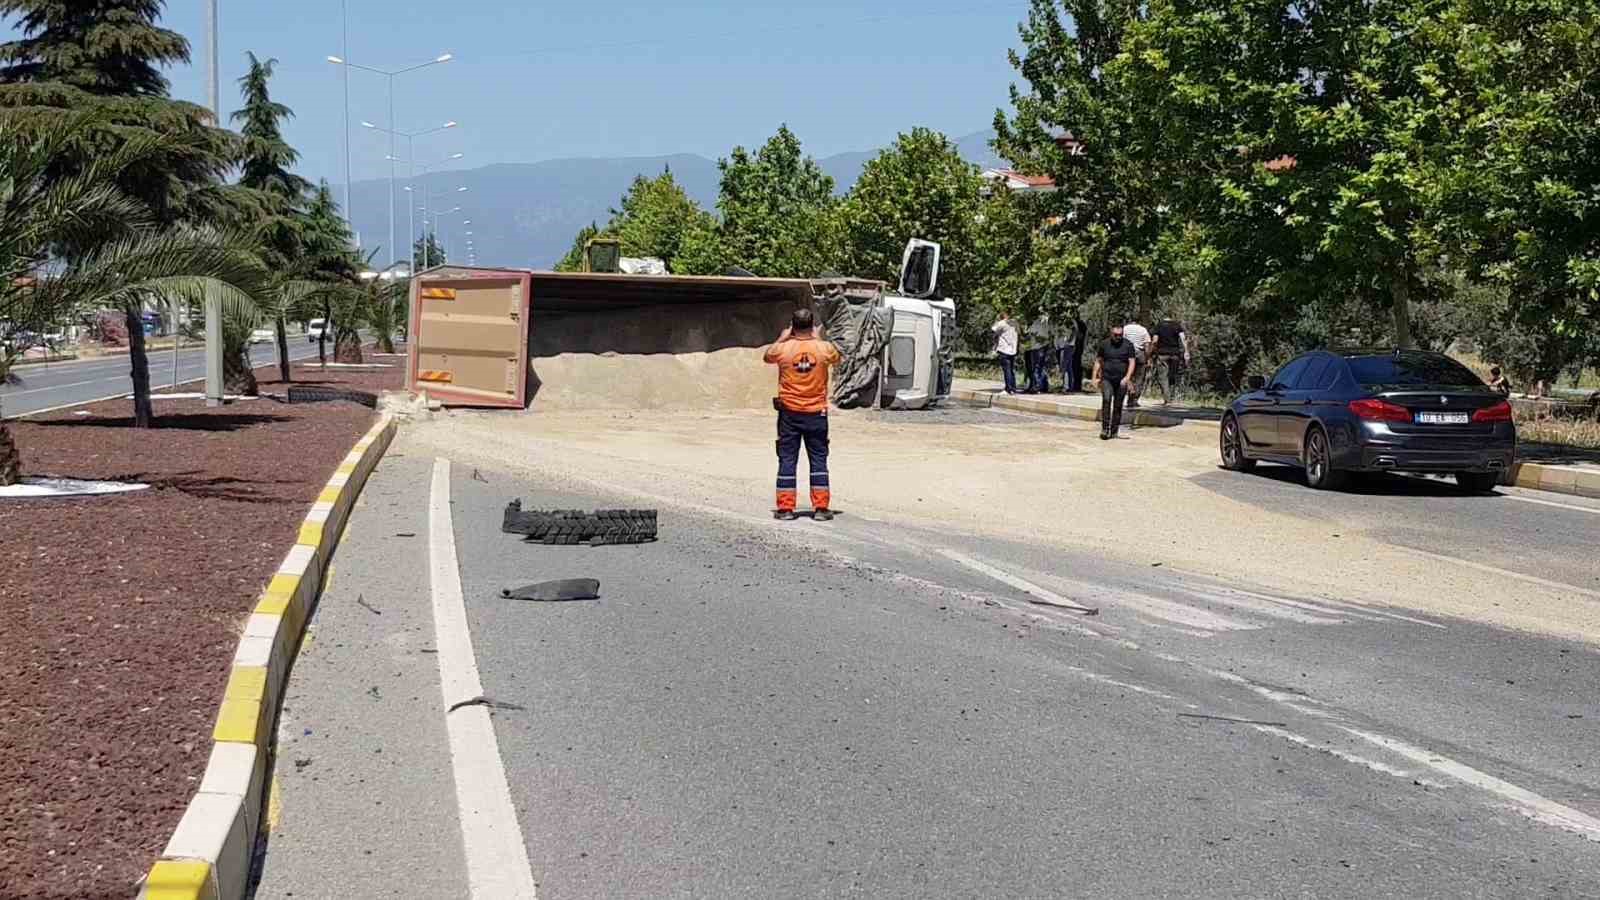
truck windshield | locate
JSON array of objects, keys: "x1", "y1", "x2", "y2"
[{"x1": 1346, "y1": 353, "x2": 1483, "y2": 391}]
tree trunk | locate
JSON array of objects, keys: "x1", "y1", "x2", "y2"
[
  {"x1": 317, "y1": 299, "x2": 329, "y2": 368},
  {"x1": 0, "y1": 419, "x2": 20, "y2": 486},
  {"x1": 125, "y1": 305, "x2": 154, "y2": 428},
  {"x1": 275, "y1": 316, "x2": 290, "y2": 383},
  {"x1": 224, "y1": 344, "x2": 259, "y2": 396},
  {"x1": 1389, "y1": 267, "x2": 1414, "y2": 350},
  {"x1": 334, "y1": 328, "x2": 364, "y2": 364}
]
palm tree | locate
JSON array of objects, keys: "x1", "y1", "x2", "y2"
[
  {"x1": 365, "y1": 277, "x2": 407, "y2": 354},
  {"x1": 1, "y1": 116, "x2": 267, "y2": 483}
]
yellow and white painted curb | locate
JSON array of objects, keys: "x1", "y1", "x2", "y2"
[{"x1": 138, "y1": 414, "x2": 397, "y2": 900}]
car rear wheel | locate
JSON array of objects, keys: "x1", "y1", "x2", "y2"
[
  {"x1": 1303, "y1": 426, "x2": 1347, "y2": 491},
  {"x1": 1456, "y1": 472, "x2": 1499, "y2": 494},
  {"x1": 1220, "y1": 414, "x2": 1255, "y2": 472}
]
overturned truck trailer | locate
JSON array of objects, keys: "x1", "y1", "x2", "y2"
[{"x1": 407, "y1": 251, "x2": 952, "y2": 411}]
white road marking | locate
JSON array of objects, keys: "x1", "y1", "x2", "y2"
[
  {"x1": 428, "y1": 458, "x2": 539, "y2": 898},
  {"x1": 1183, "y1": 589, "x2": 1346, "y2": 626},
  {"x1": 1224, "y1": 586, "x2": 1449, "y2": 630},
  {"x1": 1394, "y1": 546, "x2": 1600, "y2": 602},
  {"x1": 936, "y1": 549, "x2": 1100, "y2": 614},
  {"x1": 1343, "y1": 727, "x2": 1600, "y2": 843},
  {"x1": 4, "y1": 376, "x2": 120, "y2": 396},
  {"x1": 1253, "y1": 726, "x2": 1446, "y2": 787},
  {"x1": 1504, "y1": 493, "x2": 1600, "y2": 516}
]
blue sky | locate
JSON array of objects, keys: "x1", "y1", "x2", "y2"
[{"x1": 42, "y1": 0, "x2": 1036, "y2": 187}]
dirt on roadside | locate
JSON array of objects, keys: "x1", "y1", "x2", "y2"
[{"x1": 404, "y1": 405, "x2": 1600, "y2": 646}]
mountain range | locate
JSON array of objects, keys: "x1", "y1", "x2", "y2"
[{"x1": 343, "y1": 129, "x2": 1004, "y2": 271}]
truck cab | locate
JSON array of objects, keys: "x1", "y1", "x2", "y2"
[{"x1": 875, "y1": 240, "x2": 956, "y2": 409}]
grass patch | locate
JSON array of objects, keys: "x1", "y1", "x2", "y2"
[{"x1": 1517, "y1": 410, "x2": 1600, "y2": 450}]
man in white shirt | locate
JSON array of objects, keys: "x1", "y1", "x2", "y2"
[
  {"x1": 1122, "y1": 316, "x2": 1152, "y2": 407},
  {"x1": 991, "y1": 314, "x2": 1020, "y2": 394}
]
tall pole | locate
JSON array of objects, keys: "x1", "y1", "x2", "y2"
[
  {"x1": 341, "y1": 0, "x2": 351, "y2": 219},
  {"x1": 406, "y1": 135, "x2": 415, "y2": 272},
  {"x1": 386, "y1": 75, "x2": 396, "y2": 268},
  {"x1": 204, "y1": 0, "x2": 223, "y2": 407}
]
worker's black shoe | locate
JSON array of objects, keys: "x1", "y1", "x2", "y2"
[
  {"x1": 774, "y1": 510, "x2": 797, "y2": 521},
  {"x1": 814, "y1": 509, "x2": 835, "y2": 522}
]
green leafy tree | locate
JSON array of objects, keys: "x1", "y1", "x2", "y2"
[
  {"x1": 0, "y1": 0, "x2": 188, "y2": 95},
  {"x1": 841, "y1": 127, "x2": 984, "y2": 290},
  {"x1": 709, "y1": 125, "x2": 839, "y2": 277},
  {"x1": 0, "y1": 0, "x2": 253, "y2": 421},
  {"x1": 298, "y1": 181, "x2": 361, "y2": 363},
  {"x1": 994, "y1": 0, "x2": 1182, "y2": 324},
  {"x1": 1103, "y1": 0, "x2": 1507, "y2": 348},
  {"x1": 232, "y1": 51, "x2": 310, "y2": 384},
  {"x1": 554, "y1": 223, "x2": 598, "y2": 272},
  {"x1": 605, "y1": 169, "x2": 717, "y2": 272},
  {"x1": 2, "y1": 118, "x2": 265, "y2": 459},
  {"x1": 414, "y1": 232, "x2": 445, "y2": 272}
]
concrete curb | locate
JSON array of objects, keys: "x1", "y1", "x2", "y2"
[
  {"x1": 952, "y1": 386, "x2": 1184, "y2": 428},
  {"x1": 956, "y1": 386, "x2": 1600, "y2": 501},
  {"x1": 138, "y1": 414, "x2": 397, "y2": 900}
]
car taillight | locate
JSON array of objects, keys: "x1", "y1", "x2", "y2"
[
  {"x1": 1473, "y1": 400, "x2": 1513, "y2": 423},
  {"x1": 1348, "y1": 398, "x2": 1411, "y2": 422}
]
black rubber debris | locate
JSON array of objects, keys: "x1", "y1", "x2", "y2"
[
  {"x1": 287, "y1": 385, "x2": 379, "y2": 408},
  {"x1": 501, "y1": 500, "x2": 658, "y2": 545},
  {"x1": 501, "y1": 578, "x2": 601, "y2": 602}
]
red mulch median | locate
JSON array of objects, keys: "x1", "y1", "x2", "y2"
[{"x1": 0, "y1": 358, "x2": 404, "y2": 898}]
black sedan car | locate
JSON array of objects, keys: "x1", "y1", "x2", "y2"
[{"x1": 1219, "y1": 349, "x2": 1516, "y2": 492}]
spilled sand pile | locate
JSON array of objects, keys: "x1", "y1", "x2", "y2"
[{"x1": 528, "y1": 348, "x2": 775, "y2": 411}]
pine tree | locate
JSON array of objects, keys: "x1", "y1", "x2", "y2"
[
  {"x1": 232, "y1": 51, "x2": 311, "y2": 384},
  {"x1": 0, "y1": 0, "x2": 189, "y2": 96},
  {"x1": 0, "y1": 0, "x2": 246, "y2": 425}
]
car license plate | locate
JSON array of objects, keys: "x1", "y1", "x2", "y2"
[{"x1": 1415, "y1": 411, "x2": 1469, "y2": 425}]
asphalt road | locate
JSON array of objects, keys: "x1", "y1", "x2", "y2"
[
  {"x1": 255, "y1": 429, "x2": 1600, "y2": 898},
  {"x1": 0, "y1": 338, "x2": 330, "y2": 417}
]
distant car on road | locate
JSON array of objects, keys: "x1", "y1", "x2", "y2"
[
  {"x1": 249, "y1": 327, "x2": 275, "y2": 344},
  {"x1": 306, "y1": 318, "x2": 328, "y2": 343},
  {"x1": 1219, "y1": 349, "x2": 1515, "y2": 493}
]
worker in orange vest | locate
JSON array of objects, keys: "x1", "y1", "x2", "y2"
[{"x1": 764, "y1": 308, "x2": 842, "y2": 521}]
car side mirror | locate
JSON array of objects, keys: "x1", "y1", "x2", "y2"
[{"x1": 1246, "y1": 375, "x2": 1266, "y2": 390}]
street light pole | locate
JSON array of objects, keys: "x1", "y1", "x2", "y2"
[
  {"x1": 204, "y1": 0, "x2": 223, "y2": 407},
  {"x1": 327, "y1": 52, "x2": 453, "y2": 269},
  {"x1": 340, "y1": 0, "x2": 351, "y2": 221}
]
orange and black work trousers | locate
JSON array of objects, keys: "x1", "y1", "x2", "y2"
[{"x1": 775, "y1": 406, "x2": 830, "y2": 512}]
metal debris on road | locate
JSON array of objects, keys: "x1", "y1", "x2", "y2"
[
  {"x1": 1177, "y1": 713, "x2": 1288, "y2": 727},
  {"x1": 447, "y1": 696, "x2": 527, "y2": 714},
  {"x1": 472, "y1": 468, "x2": 489, "y2": 483},
  {"x1": 1024, "y1": 596, "x2": 1100, "y2": 615},
  {"x1": 501, "y1": 578, "x2": 601, "y2": 602},
  {"x1": 355, "y1": 595, "x2": 382, "y2": 615}
]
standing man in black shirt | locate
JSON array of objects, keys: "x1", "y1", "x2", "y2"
[
  {"x1": 1092, "y1": 322, "x2": 1137, "y2": 440},
  {"x1": 1149, "y1": 315, "x2": 1190, "y2": 405}
]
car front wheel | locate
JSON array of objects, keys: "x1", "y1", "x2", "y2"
[
  {"x1": 1303, "y1": 426, "x2": 1347, "y2": 491},
  {"x1": 1220, "y1": 414, "x2": 1255, "y2": 472}
]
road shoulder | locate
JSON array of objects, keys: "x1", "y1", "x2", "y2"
[{"x1": 251, "y1": 450, "x2": 468, "y2": 900}]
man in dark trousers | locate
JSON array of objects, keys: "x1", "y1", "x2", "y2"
[
  {"x1": 764, "y1": 308, "x2": 842, "y2": 520},
  {"x1": 1062, "y1": 308, "x2": 1088, "y2": 393},
  {"x1": 1092, "y1": 322, "x2": 1137, "y2": 439}
]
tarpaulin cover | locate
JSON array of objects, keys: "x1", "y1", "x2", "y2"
[{"x1": 813, "y1": 280, "x2": 894, "y2": 409}]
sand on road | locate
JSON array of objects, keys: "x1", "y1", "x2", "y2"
[{"x1": 404, "y1": 405, "x2": 1600, "y2": 645}]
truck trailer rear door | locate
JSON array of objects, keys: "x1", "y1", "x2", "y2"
[{"x1": 407, "y1": 268, "x2": 532, "y2": 408}]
